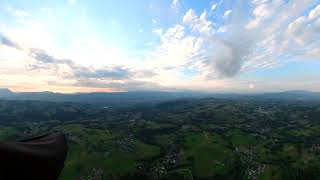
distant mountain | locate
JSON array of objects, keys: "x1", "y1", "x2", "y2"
[
  {"x1": 0, "y1": 89, "x2": 319, "y2": 105},
  {"x1": 0, "y1": 88, "x2": 13, "y2": 97},
  {"x1": 0, "y1": 90, "x2": 210, "y2": 106},
  {"x1": 255, "y1": 90, "x2": 320, "y2": 101}
]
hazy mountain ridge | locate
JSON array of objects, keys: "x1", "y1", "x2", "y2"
[
  {"x1": 256, "y1": 90, "x2": 320, "y2": 101},
  {"x1": 0, "y1": 88, "x2": 320, "y2": 105},
  {"x1": 0, "y1": 90, "x2": 209, "y2": 106},
  {"x1": 0, "y1": 88, "x2": 14, "y2": 97}
]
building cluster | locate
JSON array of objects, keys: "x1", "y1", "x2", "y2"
[
  {"x1": 147, "y1": 145, "x2": 180, "y2": 179},
  {"x1": 117, "y1": 134, "x2": 135, "y2": 152},
  {"x1": 80, "y1": 168, "x2": 105, "y2": 180}
]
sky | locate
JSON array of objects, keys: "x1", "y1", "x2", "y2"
[{"x1": 0, "y1": 0, "x2": 319, "y2": 93}]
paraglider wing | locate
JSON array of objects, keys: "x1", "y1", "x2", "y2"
[{"x1": 0, "y1": 132, "x2": 68, "y2": 180}]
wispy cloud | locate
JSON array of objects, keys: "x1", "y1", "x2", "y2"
[
  {"x1": 27, "y1": 48, "x2": 158, "y2": 88},
  {"x1": 7, "y1": 7, "x2": 30, "y2": 17},
  {"x1": 171, "y1": 0, "x2": 180, "y2": 8},
  {"x1": 211, "y1": 3, "x2": 218, "y2": 11},
  {"x1": 223, "y1": 10, "x2": 232, "y2": 18},
  {"x1": 0, "y1": 33, "x2": 21, "y2": 49},
  {"x1": 152, "y1": 28, "x2": 163, "y2": 36}
]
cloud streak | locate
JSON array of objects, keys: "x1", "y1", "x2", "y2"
[
  {"x1": 0, "y1": 33, "x2": 21, "y2": 50},
  {"x1": 26, "y1": 48, "x2": 158, "y2": 91}
]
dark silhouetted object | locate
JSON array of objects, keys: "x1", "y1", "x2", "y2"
[{"x1": 0, "y1": 132, "x2": 68, "y2": 180}]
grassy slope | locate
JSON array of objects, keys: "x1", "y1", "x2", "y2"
[{"x1": 181, "y1": 132, "x2": 231, "y2": 178}]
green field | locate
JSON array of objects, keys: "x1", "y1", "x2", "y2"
[
  {"x1": 1, "y1": 98, "x2": 320, "y2": 179},
  {"x1": 181, "y1": 132, "x2": 231, "y2": 178}
]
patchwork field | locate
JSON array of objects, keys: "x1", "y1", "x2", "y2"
[{"x1": 0, "y1": 98, "x2": 320, "y2": 179}]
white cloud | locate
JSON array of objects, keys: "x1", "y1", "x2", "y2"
[
  {"x1": 2, "y1": 18, "x2": 55, "y2": 52},
  {"x1": 145, "y1": 24, "x2": 205, "y2": 86},
  {"x1": 286, "y1": 4, "x2": 320, "y2": 47},
  {"x1": 183, "y1": 9, "x2": 213, "y2": 33},
  {"x1": 249, "y1": 83, "x2": 255, "y2": 89},
  {"x1": 152, "y1": 28, "x2": 163, "y2": 36},
  {"x1": 211, "y1": 3, "x2": 217, "y2": 11},
  {"x1": 243, "y1": 0, "x2": 320, "y2": 72},
  {"x1": 152, "y1": 19, "x2": 157, "y2": 24},
  {"x1": 178, "y1": 0, "x2": 320, "y2": 81},
  {"x1": 46, "y1": 0, "x2": 320, "y2": 90},
  {"x1": 252, "y1": 0, "x2": 270, "y2": 5},
  {"x1": 65, "y1": 37, "x2": 139, "y2": 68},
  {"x1": 309, "y1": 4, "x2": 320, "y2": 19},
  {"x1": 223, "y1": 10, "x2": 232, "y2": 18},
  {"x1": 246, "y1": 0, "x2": 283, "y2": 29},
  {"x1": 171, "y1": 0, "x2": 180, "y2": 8},
  {"x1": 0, "y1": 36, "x2": 158, "y2": 92},
  {"x1": 7, "y1": 7, "x2": 30, "y2": 17},
  {"x1": 217, "y1": 25, "x2": 229, "y2": 33},
  {"x1": 160, "y1": 25, "x2": 185, "y2": 43},
  {"x1": 247, "y1": 4, "x2": 272, "y2": 29}
]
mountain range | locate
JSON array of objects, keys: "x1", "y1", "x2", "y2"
[{"x1": 0, "y1": 88, "x2": 320, "y2": 105}]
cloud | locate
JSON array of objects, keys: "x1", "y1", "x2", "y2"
[
  {"x1": 134, "y1": 69, "x2": 157, "y2": 78},
  {"x1": 194, "y1": 32, "x2": 254, "y2": 79},
  {"x1": 177, "y1": 0, "x2": 320, "y2": 80},
  {"x1": 72, "y1": 79, "x2": 162, "y2": 91},
  {"x1": 151, "y1": 24, "x2": 204, "y2": 69},
  {"x1": 1, "y1": 14, "x2": 54, "y2": 51},
  {"x1": 1, "y1": 0, "x2": 320, "y2": 92},
  {"x1": 243, "y1": 0, "x2": 320, "y2": 69},
  {"x1": 73, "y1": 66, "x2": 131, "y2": 80},
  {"x1": 179, "y1": 5, "x2": 255, "y2": 78},
  {"x1": 151, "y1": 4, "x2": 255, "y2": 79},
  {"x1": 29, "y1": 49, "x2": 134, "y2": 79},
  {"x1": 7, "y1": 7, "x2": 30, "y2": 17},
  {"x1": 249, "y1": 83, "x2": 255, "y2": 89},
  {"x1": 29, "y1": 48, "x2": 74, "y2": 68},
  {"x1": 144, "y1": 24, "x2": 206, "y2": 87},
  {"x1": 161, "y1": 25, "x2": 185, "y2": 42},
  {"x1": 223, "y1": 10, "x2": 232, "y2": 18},
  {"x1": 26, "y1": 48, "x2": 158, "y2": 90},
  {"x1": 152, "y1": 28, "x2": 163, "y2": 36},
  {"x1": 171, "y1": 0, "x2": 180, "y2": 8},
  {"x1": 0, "y1": 12, "x2": 160, "y2": 91},
  {"x1": 245, "y1": 0, "x2": 283, "y2": 29},
  {"x1": 153, "y1": 0, "x2": 318, "y2": 84},
  {"x1": 183, "y1": 9, "x2": 212, "y2": 33},
  {"x1": 309, "y1": 4, "x2": 320, "y2": 19},
  {"x1": 212, "y1": 38, "x2": 253, "y2": 78},
  {"x1": 217, "y1": 25, "x2": 229, "y2": 33},
  {"x1": 30, "y1": 49, "x2": 67, "y2": 64},
  {"x1": 211, "y1": 3, "x2": 218, "y2": 11},
  {"x1": 287, "y1": 4, "x2": 320, "y2": 46},
  {"x1": 0, "y1": 33, "x2": 21, "y2": 49}
]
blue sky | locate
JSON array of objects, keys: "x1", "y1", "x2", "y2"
[{"x1": 0, "y1": 0, "x2": 319, "y2": 92}]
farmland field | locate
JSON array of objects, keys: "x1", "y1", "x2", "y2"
[{"x1": 0, "y1": 98, "x2": 320, "y2": 179}]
